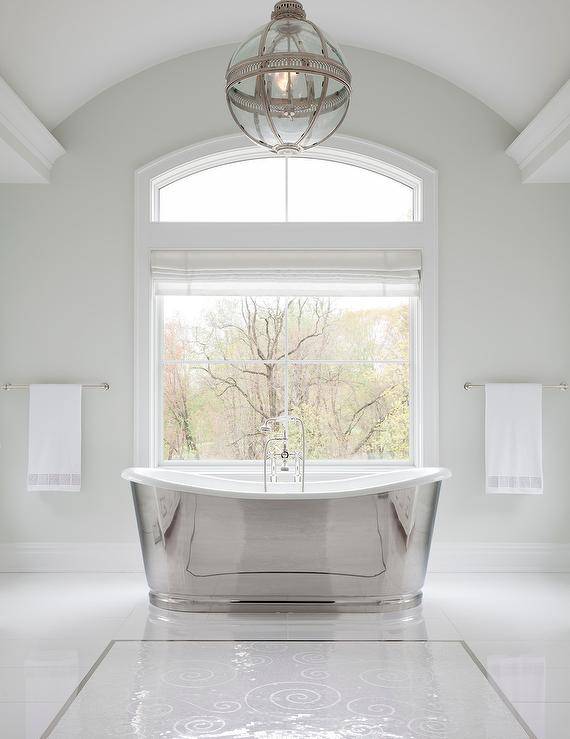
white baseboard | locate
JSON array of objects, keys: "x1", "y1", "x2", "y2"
[
  {"x1": 428, "y1": 543, "x2": 570, "y2": 573},
  {"x1": 0, "y1": 543, "x2": 144, "y2": 573},
  {"x1": 0, "y1": 542, "x2": 569, "y2": 573}
]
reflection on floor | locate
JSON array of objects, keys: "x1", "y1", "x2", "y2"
[
  {"x1": 0, "y1": 573, "x2": 569, "y2": 737},
  {"x1": 48, "y1": 641, "x2": 528, "y2": 738}
]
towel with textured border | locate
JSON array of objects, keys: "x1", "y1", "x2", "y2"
[
  {"x1": 27, "y1": 384, "x2": 81, "y2": 492},
  {"x1": 485, "y1": 383, "x2": 543, "y2": 494}
]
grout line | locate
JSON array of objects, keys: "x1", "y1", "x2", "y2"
[
  {"x1": 41, "y1": 640, "x2": 115, "y2": 738},
  {"x1": 112, "y1": 638, "x2": 462, "y2": 642},
  {"x1": 461, "y1": 640, "x2": 538, "y2": 739},
  {"x1": 512, "y1": 700, "x2": 570, "y2": 703},
  {"x1": 161, "y1": 359, "x2": 407, "y2": 365}
]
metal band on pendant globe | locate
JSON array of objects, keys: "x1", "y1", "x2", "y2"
[
  {"x1": 225, "y1": 53, "x2": 352, "y2": 90},
  {"x1": 227, "y1": 84, "x2": 350, "y2": 118},
  {"x1": 225, "y1": 1, "x2": 351, "y2": 154}
]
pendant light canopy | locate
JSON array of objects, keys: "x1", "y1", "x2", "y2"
[{"x1": 225, "y1": 1, "x2": 351, "y2": 155}]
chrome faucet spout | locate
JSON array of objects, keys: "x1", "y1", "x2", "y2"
[{"x1": 260, "y1": 415, "x2": 305, "y2": 492}]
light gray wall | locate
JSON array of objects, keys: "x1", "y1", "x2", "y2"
[{"x1": 1, "y1": 45, "x2": 569, "y2": 545}]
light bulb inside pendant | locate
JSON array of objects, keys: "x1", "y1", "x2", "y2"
[{"x1": 272, "y1": 71, "x2": 292, "y2": 94}]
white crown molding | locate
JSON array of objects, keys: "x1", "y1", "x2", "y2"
[
  {"x1": 0, "y1": 75, "x2": 65, "y2": 183},
  {"x1": 506, "y1": 79, "x2": 570, "y2": 183},
  {"x1": 1, "y1": 542, "x2": 569, "y2": 573}
]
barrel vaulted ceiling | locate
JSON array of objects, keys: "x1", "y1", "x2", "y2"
[{"x1": 1, "y1": 0, "x2": 570, "y2": 182}]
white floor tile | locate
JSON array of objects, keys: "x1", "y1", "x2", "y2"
[
  {"x1": 0, "y1": 573, "x2": 146, "y2": 624},
  {"x1": 120, "y1": 620, "x2": 290, "y2": 642},
  {"x1": 512, "y1": 701, "x2": 570, "y2": 739},
  {"x1": 113, "y1": 603, "x2": 461, "y2": 642},
  {"x1": 428, "y1": 574, "x2": 570, "y2": 641},
  {"x1": 284, "y1": 611, "x2": 461, "y2": 641},
  {"x1": 469, "y1": 641, "x2": 570, "y2": 703},
  {"x1": 2, "y1": 616, "x2": 127, "y2": 641},
  {"x1": 113, "y1": 603, "x2": 223, "y2": 640},
  {"x1": 0, "y1": 638, "x2": 109, "y2": 668},
  {"x1": 0, "y1": 666, "x2": 84, "y2": 702},
  {"x1": 0, "y1": 702, "x2": 61, "y2": 739}
]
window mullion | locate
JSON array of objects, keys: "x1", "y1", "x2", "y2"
[
  {"x1": 284, "y1": 295, "x2": 289, "y2": 427},
  {"x1": 161, "y1": 359, "x2": 408, "y2": 365},
  {"x1": 285, "y1": 157, "x2": 289, "y2": 223}
]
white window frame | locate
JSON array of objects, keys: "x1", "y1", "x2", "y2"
[{"x1": 134, "y1": 133, "x2": 438, "y2": 468}]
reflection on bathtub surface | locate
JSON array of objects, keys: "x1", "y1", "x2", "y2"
[{"x1": 124, "y1": 466, "x2": 450, "y2": 613}]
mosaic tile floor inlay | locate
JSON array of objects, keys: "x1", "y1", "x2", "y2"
[{"x1": 47, "y1": 641, "x2": 531, "y2": 738}]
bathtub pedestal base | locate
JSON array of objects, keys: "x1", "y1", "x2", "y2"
[{"x1": 149, "y1": 591, "x2": 422, "y2": 613}]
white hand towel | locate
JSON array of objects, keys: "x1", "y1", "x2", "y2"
[
  {"x1": 485, "y1": 383, "x2": 543, "y2": 494},
  {"x1": 27, "y1": 384, "x2": 82, "y2": 492}
]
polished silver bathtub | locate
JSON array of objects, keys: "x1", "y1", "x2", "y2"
[{"x1": 122, "y1": 466, "x2": 451, "y2": 613}]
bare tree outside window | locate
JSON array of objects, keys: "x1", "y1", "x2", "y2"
[{"x1": 162, "y1": 295, "x2": 410, "y2": 461}]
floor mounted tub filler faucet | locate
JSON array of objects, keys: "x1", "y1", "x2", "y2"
[{"x1": 260, "y1": 415, "x2": 306, "y2": 492}]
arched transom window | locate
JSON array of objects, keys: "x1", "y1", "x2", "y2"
[{"x1": 155, "y1": 156, "x2": 418, "y2": 223}]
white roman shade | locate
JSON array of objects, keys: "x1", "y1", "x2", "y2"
[{"x1": 151, "y1": 249, "x2": 421, "y2": 297}]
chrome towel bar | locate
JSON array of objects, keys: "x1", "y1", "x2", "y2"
[
  {"x1": 464, "y1": 382, "x2": 567, "y2": 391},
  {"x1": 2, "y1": 382, "x2": 110, "y2": 391}
]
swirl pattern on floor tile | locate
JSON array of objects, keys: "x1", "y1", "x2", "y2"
[
  {"x1": 245, "y1": 681, "x2": 342, "y2": 714},
  {"x1": 49, "y1": 641, "x2": 530, "y2": 738},
  {"x1": 161, "y1": 661, "x2": 236, "y2": 688}
]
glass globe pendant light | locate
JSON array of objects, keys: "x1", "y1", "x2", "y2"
[{"x1": 225, "y1": 1, "x2": 351, "y2": 154}]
